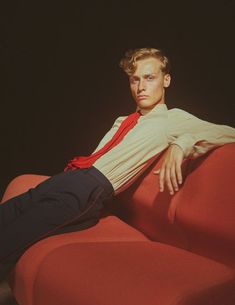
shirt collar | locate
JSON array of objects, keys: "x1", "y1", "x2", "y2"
[{"x1": 136, "y1": 103, "x2": 168, "y2": 116}]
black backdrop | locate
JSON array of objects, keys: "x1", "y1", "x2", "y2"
[{"x1": 1, "y1": 0, "x2": 235, "y2": 197}]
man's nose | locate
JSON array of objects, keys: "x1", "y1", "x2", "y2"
[{"x1": 138, "y1": 79, "x2": 146, "y2": 92}]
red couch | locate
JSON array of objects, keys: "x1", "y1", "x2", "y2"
[{"x1": 1, "y1": 143, "x2": 235, "y2": 305}]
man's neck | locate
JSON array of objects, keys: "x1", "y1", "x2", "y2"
[{"x1": 137, "y1": 102, "x2": 166, "y2": 116}]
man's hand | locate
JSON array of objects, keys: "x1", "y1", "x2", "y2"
[{"x1": 153, "y1": 144, "x2": 184, "y2": 195}]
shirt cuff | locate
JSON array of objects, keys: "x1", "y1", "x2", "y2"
[{"x1": 171, "y1": 134, "x2": 196, "y2": 158}]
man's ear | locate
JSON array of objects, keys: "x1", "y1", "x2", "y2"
[{"x1": 163, "y1": 74, "x2": 171, "y2": 88}]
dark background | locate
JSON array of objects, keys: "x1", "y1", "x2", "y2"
[{"x1": 1, "y1": 0, "x2": 235, "y2": 198}]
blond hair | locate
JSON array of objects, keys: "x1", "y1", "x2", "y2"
[{"x1": 119, "y1": 47, "x2": 171, "y2": 76}]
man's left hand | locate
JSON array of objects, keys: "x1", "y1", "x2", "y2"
[{"x1": 153, "y1": 144, "x2": 184, "y2": 195}]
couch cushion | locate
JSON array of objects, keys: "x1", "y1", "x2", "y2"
[
  {"x1": 113, "y1": 144, "x2": 235, "y2": 267},
  {"x1": 111, "y1": 151, "x2": 191, "y2": 248},
  {"x1": 11, "y1": 215, "x2": 148, "y2": 305},
  {"x1": 174, "y1": 143, "x2": 235, "y2": 267},
  {"x1": 23, "y1": 241, "x2": 235, "y2": 305}
]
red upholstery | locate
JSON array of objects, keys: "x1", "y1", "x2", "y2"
[
  {"x1": 175, "y1": 143, "x2": 235, "y2": 267},
  {"x1": 10, "y1": 217, "x2": 148, "y2": 305},
  {"x1": 1, "y1": 143, "x2": 235, "y2": 305},
  {"x1": 114, "y1": 143, "x2": 235, "y2": 267},
  {"x1": 33, "y1": 243, "x2": 235, "y2": 305}
]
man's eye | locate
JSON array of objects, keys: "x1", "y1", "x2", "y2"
[
  {"x1": 130, "y1": 78, "x2": 138, "y2": 83},
  {"x1": 147, "y1": 75, "x2": 154, "y2": 80}
]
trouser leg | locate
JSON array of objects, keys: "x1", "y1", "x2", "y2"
[{"x1": 0, "y1": 168, "x2": 113, "y2": 280}]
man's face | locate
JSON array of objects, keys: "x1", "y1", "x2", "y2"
[{"x1": 129, "y1": 57, "x2": 171, "y2": 112}]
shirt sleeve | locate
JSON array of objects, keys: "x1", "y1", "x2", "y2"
[
  {"x1": 168, "y1": 109, "x2": 235, "y2": 159},
  {"x1": 92, "y1": 116, "x2": 126, "y2": 153}
]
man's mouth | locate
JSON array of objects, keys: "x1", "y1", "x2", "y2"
[{"x1": 137, "y1": 95, "x2": 149, "y2": 100}]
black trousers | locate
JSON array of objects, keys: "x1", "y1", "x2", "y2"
[{"x1": 0, "y1": 166, "x2": 114, "y2": 280}]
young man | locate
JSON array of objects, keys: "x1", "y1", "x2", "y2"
[
  {"x1": 119, "y1": 48, "x2": 235, "y2": 195},
  {"x1": 1, "y1": 48, "x2": 235, "y2": 279}
]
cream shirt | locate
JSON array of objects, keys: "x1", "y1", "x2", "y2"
[{"x1": 93, "y1": 103, "x2": 235, "y2": 194}]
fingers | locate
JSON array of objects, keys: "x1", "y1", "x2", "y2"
[
  {"x1": 176, "y1": 162, "x2": 183, "y2": 185},
  {"x1": 159, "y1": 167, "x2": 165, "y2": 192},
  {"x1": 170, "y1": 165, "x2": 179, "y2": 192},
  {"x1": 154, "y1": 163, "x2": 182, "y2": 195},
  {"x1": 153, "y1": 144, "x2": 184, "y2": 195},
  {"x1": 165, "y1": 166, "x2": 174, "y2": 195}
]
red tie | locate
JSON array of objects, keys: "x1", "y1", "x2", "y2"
[{"x1": 64, "y1": 111, "x2": 141, "y2": 171}]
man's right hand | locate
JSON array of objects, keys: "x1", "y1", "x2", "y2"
[{"x1": 153, "y1": 144, "x2": 184, "y2": 195}]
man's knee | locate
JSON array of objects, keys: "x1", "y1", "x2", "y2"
[{"x1": 1, "y1": 174, "x2": 50, "y2": 203}]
